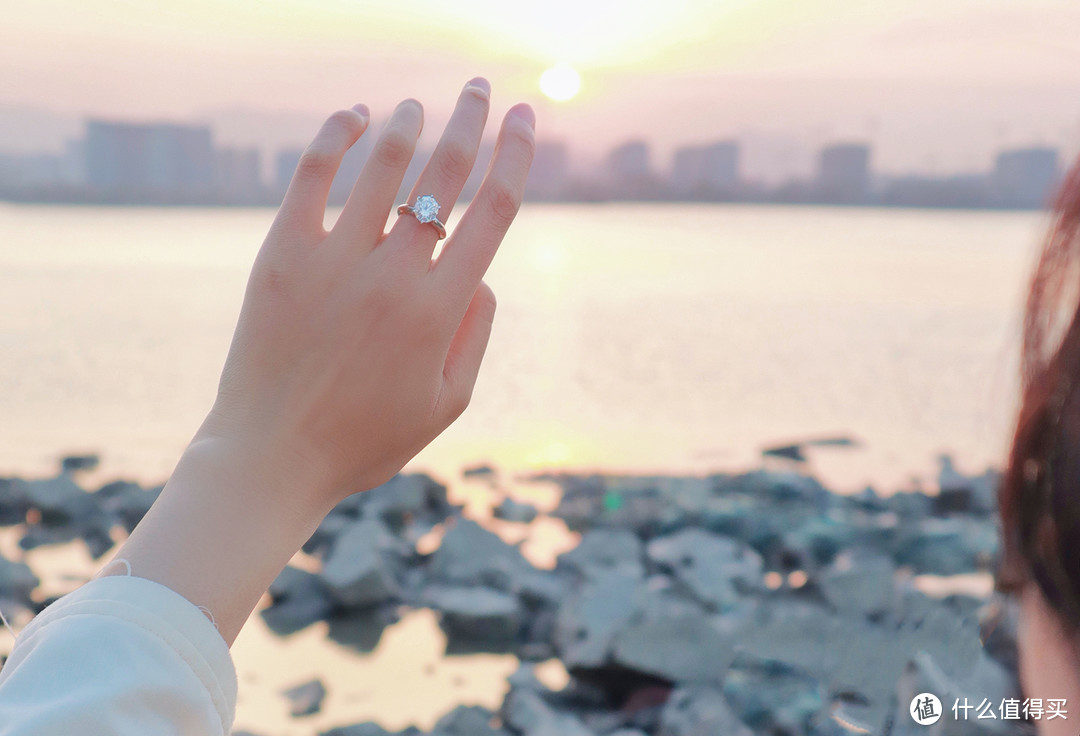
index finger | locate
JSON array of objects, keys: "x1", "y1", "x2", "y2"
[{"x1": 432, "y1": 103, "x2": 535, "y2": 306}]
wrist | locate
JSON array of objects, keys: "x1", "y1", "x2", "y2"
[
  {"x1": 189, "y1": 407, "x2": 342, "y2": 523},
  {"x1": 108, "y1": 433, "x2": 336, "y2": 646}
]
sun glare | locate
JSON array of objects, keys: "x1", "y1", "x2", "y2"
[{"x1": 540, "y1": 64, "x2": 581, "y2": 102}]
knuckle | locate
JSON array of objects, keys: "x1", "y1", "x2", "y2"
[
  {"x1": 435, "y1": 141, "x2": 475, "y2": 183},
  {"x1": 296, "y1": 147, "x2": 336, "y2": 182},
  {"x1": 506, "y1": 118, "x2": 536, "y2": 160},
  {"x1": 375, "y1": 129, "x2": 415, "y2": 169},
  {"x1": 486, "y1": 180, "x2": 522, "y2": 227},
  {"x1": 256, "y1": 258, "x2": 294, "y2": 299}
]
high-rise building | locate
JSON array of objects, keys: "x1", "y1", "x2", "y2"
[
  {"x1": 84, "y1": 120, "x2": 215, "y2": 198},
  {"x1": 671, "y1": 141, "x2": 740, "y2": 197},
  {"x1": 993, "y1": 147, "x2": 1060, "y2": 208},
  {"x1": 275, "y1": 148, "x2": 304, "y2": 198},
  {"x1": 817, "y1": 143, "x2": 872, "y2": 203},
  {"x1": 606, "y1": 141, "x2": 655, "y2": 199}
]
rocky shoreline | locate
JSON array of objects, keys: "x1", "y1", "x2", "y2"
[{"x1": 0, "y1": 456, "x2": 1019, "y2": 735}]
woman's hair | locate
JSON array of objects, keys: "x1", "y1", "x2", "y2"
[{"x1": 998, "y1": 155, "x2": 1080, "y2": 632}]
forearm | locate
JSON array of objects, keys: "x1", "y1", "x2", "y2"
[{"x1": 103, "y1": 435, "x2": 334, "y2": 646}]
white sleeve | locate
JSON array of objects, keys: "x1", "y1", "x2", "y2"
[{"x1": 0, "y1": 575, "x2": 237, "y2": 736}]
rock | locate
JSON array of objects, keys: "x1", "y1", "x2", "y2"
[
  {"x1": 0, "y1": 477, "x2": 29, "y2": 525},
  {"x1": 425, "y1": 585, "x2": 522, "y2": 646},
  {"x1": 558, "y1": 528, "x2": 644, "y2": 581},
  {"x1": 886, "y1": 491, "x2": 933, "y2": 519},
  {"x1": 17, "y1": 475, "x2": 96, "y2": 523},
  {"x1": 503, "y1": 688, "x2": 595, "y2": 736},
  {"x1": 659, "y1": 687, "x2": 753, "y2": 736},
  {"x1": 612, "y1": 606, "x2": 740, "y2": 684},
  {"x1": 731, "y1": 470, "x2": 830, "y2": 508},
  {"x1": 81, "y1": 524, "x2": 115, "y2": 559},
  {"x1": 434, "y1": 704, "x2": 510, "y2": 736},
  {"x1": 936, "y1": 454, "x2": 998, "y2": 515},
  {"x1": 494, "y1": 497, "x2": 539, "y2": 524},
  {"x1": 721, "y1": 665, "x2": 824, "y2": 734},
  {"x1": 507, "y1": 663, "x2": 547, "y2": 692},
  {"x1": 889, "y1": 650, "x2": 1016, "y2": 735},
  {"x1": 513, "y1": 568, "x2": 571, "y2": 609},
  {"x1": 817, "y1": 550, "x2": 896, "y2": 618},
  {"x1": 428, "y1": 518, "x2": 531, "y2": 591},
  {"x1": 979, "y1": 596, "x2": 1020, "y2": 672},
  {"x1": 554, "y1": 571, "x2": 640, "y2": 668},
  {"x1": 18, "y1": 524, "x2": 81, "y2": 550},
  {"x1": 109, "y1": 483, "x2": 162, "y2": 533},
  {"x1": 761, "y1": 443, "x2": 807, "y2": 462},
  {"x1": 281, "y1": 677, "x2": 326, "y2": 717},
  {"x1": 645, "y1": 529, "x2": 762, "y2": 612},
  {"x1": 321, "y1": 519, "x2": 405, "y2": 607},
  {"x1": 261, "y1": 565, "x2": 334, "y2": 636},
  {"x1": 463, "y1": 464, "x2": 496, "y2": 478},
  {"x1": 0, "y1": 553, "x2": 39, "y2": 605},
  {"x1": 781, "y1": 516, "x2": 855, "y2": 568},
  {"x1": 319, "y1": 725, "x2": 394, "y2": 736},
  {"x1": 892, "y1": 518, "x2": 996, "y2": 575},
  {"x1": 303, "y1": 511, "x2": 353, "y2": 557},
  {"x1": 60, "y1": 453, "x2": 100, "y2": 472},
  {"x1": 699, "y1": 498, "x2": 784, "y2": 556},
  {"x1": 736, "y1": 592, "x2": 982, "y2": 734},
  {"x1": 361, "y1": 473, "x2": 455, "y2": 536},
  {"x1": 326, "y1": 605, "x2": 397, "y2": 653}
]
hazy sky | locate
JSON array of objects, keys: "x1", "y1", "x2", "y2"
[{"x1": 3, "y1": 0, "x2": 1080, "y2": 181}]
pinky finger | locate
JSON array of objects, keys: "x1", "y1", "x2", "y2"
[{"x1": 434, "y1": 281, "x2": 497, "y2": 423}]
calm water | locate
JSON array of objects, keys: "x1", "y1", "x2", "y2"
[
  {"x1": 0, "y1": 201, "x2": 1046, "y2": 491},
  {"x1": 0, "y1": 202, "x2": 1045, "y2": 732}
]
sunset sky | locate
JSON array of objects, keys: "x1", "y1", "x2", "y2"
[{"x1": 3, "y1": 0, "x2": 1080, "y2": 181}]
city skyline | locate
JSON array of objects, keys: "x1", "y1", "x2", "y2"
[
  {"x1": 0, "y1": 113, "x2": 1062, "y2": 210},
  {"x1": 3, "y1": 1, "x2": 1080, "y2": 183}
]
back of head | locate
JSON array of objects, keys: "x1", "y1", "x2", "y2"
[{"x1": 999, "y1": 156, "x2": 1080, "y2": 638}]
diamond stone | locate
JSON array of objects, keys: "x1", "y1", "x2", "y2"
[{"x1": 413, "y1": 194, "x2": 440, "y2": 223}]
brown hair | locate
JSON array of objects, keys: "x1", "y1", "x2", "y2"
[{"x1": 998, "y1": 155, "x2": 1080, "y2": 634}]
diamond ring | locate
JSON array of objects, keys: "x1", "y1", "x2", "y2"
[{"x1": 396, "y1": 194, "x2": 447, "y2": 240}]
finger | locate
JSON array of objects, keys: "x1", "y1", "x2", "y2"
[
  {"x1": 273, "y1": 105, "x2": 370, "y2": 239},
  {"x1": 434, "y1": 281, "x2": 497, "y2": 423},
  {"x1": 332, "y1": 99, "x2": 424, "y2": 252},
  {"x1": 388, "y1": 77, "x2": 491, "y2": 265},
  {"x1": 433, "y1": 104, "x2": 535, "y2": 308}
]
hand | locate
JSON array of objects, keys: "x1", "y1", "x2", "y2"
[
  {"x1": 197, "y1": 78, "x2": 535, "y2": 512},
  {"x1": 104, "y1": 81, "x2": 535, "y2": 647}
]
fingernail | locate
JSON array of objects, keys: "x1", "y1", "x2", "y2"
[
  {"x1": 464, "y1": 77, "x2": 491, "y2": 96},
  {"x1": 508, "y1": 103, "x2": 535, "y2": 130},
  {"x1": 351, "y1": 103, "x2": 369, "y2": 120}
]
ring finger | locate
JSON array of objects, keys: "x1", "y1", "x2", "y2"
[{"x1": 389, "y1": 77, "x2": 491, "y2": 266}]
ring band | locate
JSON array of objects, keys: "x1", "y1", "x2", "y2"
[{"x1": 396, "y1": 194, "x2": 447, "y2": 240}]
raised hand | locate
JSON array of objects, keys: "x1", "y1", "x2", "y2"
[
  {"x1": 105, "y1": 81, "x2": 535, "y2": 645},
  {"x1": 204, "y1": 78, "x2": 535, "y2": 507}
]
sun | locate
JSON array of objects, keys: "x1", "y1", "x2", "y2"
[{"x1": 539, "y1": 64, "x2": 581, "y2": 102}]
